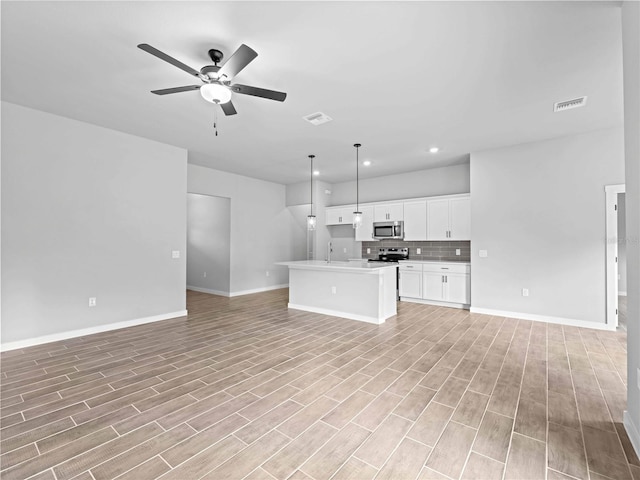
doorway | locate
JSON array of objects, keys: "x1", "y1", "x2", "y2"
[
  {"x1": 605, "y1": 184, "x2": 625, "y2": 329},
  {"x1": 186, "y1": 193, "x2": 231, "y2": 296}
]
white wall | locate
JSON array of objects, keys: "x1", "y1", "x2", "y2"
[
  {"x1": 187, "y1": 193, "x2": 231, "y2": 294},
  {"x1": 1, "y1": 102, "x2": 187, "y2": 348},
  {"x1": 622, "y1": 0, "x2": 640, "y2": 457},
  {"x1": 329, "y1": 163, "x2": 470, "y2": 206},
  {"x1": 470, "y1": 127, "x2": 625, "y2": 326},
  {"x1": 187, "y1": 163, "x2": 297, "y2": 294}
]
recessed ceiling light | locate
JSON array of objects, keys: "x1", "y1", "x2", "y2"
[
  {"x1": 313, "y1": 170, "x2": 320, "y2": 176},
  {"x1": 363, "y1": 160, "x2": 372, "y2": 166},
  {"x1": 429, "y1": 147, "x2": 439, "y2": 154}
]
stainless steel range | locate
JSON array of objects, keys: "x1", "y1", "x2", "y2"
[
  {"x1": 367, "y1": 247, "x2": 409, "y2": 264},
  {"x1": 368, "y1": 248, "x2": 408, "y2": 299}
]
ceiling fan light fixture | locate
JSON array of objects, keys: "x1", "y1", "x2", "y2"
[{"x1": 200, "y1": 83, "x2": 232, "y2": 104}]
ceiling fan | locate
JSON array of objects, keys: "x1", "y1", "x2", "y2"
[{"x1": 137, "y1": 43, "x2": 287, "y2": 116}]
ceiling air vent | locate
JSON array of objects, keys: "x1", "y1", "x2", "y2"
[
  {"x1": 554, "y1": 96, "x2": 587, "y2": 112},
  {"x1": 303, "y1": 112, "x2": 333, "y2": 126}
]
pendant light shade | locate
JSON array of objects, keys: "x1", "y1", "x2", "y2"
[
  {"x1": 307, "y1": 154, "x2": 316, "y2": 231},
  {"x1": 353, "y1": 143, "x2": 362, "y2": 229}
]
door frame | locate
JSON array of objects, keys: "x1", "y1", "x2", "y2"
[{"x1": 605, "y1": 184, "x2": 625, "y2": 328}]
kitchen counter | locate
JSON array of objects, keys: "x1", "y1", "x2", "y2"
[
  {"x1": 280, "y1": 260, "x2": 397, "y2": 272},
  {"x1": 278, "y1": 260, "x2": 397, "y2": 324},
  {"x1": 398, "y1": 260, "x2": 471, "y2": 264}
]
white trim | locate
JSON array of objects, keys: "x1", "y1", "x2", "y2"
[
  {"x1": 469, "y1": 307, "x2": 616, "y2": 331},
  {"x1": 229, "y1": 284, "x2": 288, "y2": 297},
  {"x1": 287, "y1": 303, "x2": 390, "y2": 325},
  {"x1": 187, "y1": 285, "x2": 230, "y2": 297},
  {"x1": 606, "y1": 183, "x2": 625, "y2": 329},
  {"x1": 624, "y1": 411, "x2": 640, "y2": 461},
  {"x1": 400, "y1": 297, "x2": 469, "y2": 310},
  {"x1": 0, "y1": 310, "x2": 189, "y2": 352},
  {"x1": 619, "y1": 291, "x2": 628, "y2": 297}
]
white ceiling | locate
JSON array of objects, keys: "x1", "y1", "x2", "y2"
[{"x1": 1, "y1": 1, "x2": 624, "y2": 185}]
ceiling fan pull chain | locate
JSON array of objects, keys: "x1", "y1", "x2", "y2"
[{"x1": 214, "y1": 106, "x2": 218, "y2": 136}]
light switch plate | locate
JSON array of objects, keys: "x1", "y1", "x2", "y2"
[
  {"x1": 479, "y1": 250, "x2": 488, "y2": 258},
  {"x1": 172, "y1": 250, "x2": 180, "y2": 259},
  {"x1": 456, "y1": 249, "x2": 461, "y2": 256},
  {"x1": 416, "y1": 248, "x2": 422, "y2": 254}
]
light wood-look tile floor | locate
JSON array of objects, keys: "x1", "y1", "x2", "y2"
[{"x1": 1, "y1": 289, "x2": 638, "y2": 480}]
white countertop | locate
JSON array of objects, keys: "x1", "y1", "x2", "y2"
[
  {"x1": 278, "y1": 260, "x2": 397, "y2": 272},
  {"x1": 398, "y1": 259, "x2": 471, "y2": 265}
]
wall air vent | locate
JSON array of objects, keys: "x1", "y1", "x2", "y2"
[
  {"x1": 553, "y1": 96, "x2": 587, "y2": 112},
  {"x1": 303, "y1": 112, "x2": 333, "y2": 126}
]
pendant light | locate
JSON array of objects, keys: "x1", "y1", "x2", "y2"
[
  {"x1": 307, "y1": 154, "x2": 316, "y2": 231},
  {"x1": 353, "y1": 143, "x2": 362, "y2": 229}
]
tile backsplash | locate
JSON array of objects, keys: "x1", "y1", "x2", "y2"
[{"x1": 362, "y1": 240, "x2": 471, "y2": 262}]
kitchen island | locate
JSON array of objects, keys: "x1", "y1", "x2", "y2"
[{"x1": 278, "y1": 260, "x2": 398, "y2": 324}]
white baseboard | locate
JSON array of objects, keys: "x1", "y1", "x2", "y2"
[
  {"x1": 624, "y1": 411, "x2": 640, "y2": 461},
  {"x1": 287, "y1": 303, "x2": 390, "y2": 325},
  {"x1": 400, "y1": 297, "x2": 469, "y2": 310},
  {"x1": 619, "y1": 291, "x2": 628, "y2": 296},
  {"x1": 187, "y1": 284, "x2": 289, "y2": 298},
  {"x1": 0, "y1": 310, "x2": 188, "y2": 352},
  {"x1": 230, "y1": 284, "x2": 289, "y2": 297},
  {"x1": 469, "y1": 307, "x2": 616, "y2": 331},
  {"x1": 187, "y1": 285, "x2": 230, "y2": 297}
]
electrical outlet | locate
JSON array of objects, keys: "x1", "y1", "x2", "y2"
[
  {"x1": 456, "y1": 249, "x2": 461, "y2": 256},
  {"x1": 331, "y1": 286, "x2": 337, "y2": 294},
  {"x1": 637, "y1": 368, "x2": 640, "y2": 391},
  {"x1": 172, "y1": 250, "x2": 180, "y2": 259},
  {"x1": 343, "y1": 248, "x2": 347, "y2": 253},
  {"x1": 88, "y1": 297, "x2": 97, "y2": 307},
  {"x1": 367, "y1": 248, "x2": 371, "y2": 254},
  {"x1": 522, "y1": 288, "x2": 529, "y2": 297},
  {"x1": 266, "y1": 270, "x2": 270, "y2": 277},
  {"x1": 479, "y1": 250, "x2": 488, "y2": 258},
  {"x1": 203, "y1": 272, "x2": 207, "y2": 278},
  {"x1": 416, "y1": 248, "x2": 422, "y2": 254}
]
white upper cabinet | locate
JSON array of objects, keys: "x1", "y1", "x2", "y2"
[
  {"x1": 325, "y1": 205, "x2": 355, "y2": 225},
  {"x1": 427, "y1": 195, "x2": 470, "y2": 240},
  {"x1": 449, "y1": 197, "x2": 471, "y2": 240},
  {"x1": 403, "y1": 200, "x2": 427, "y2": 241},
  {"x1": 355, "y1": 205, "x2": 377, "y2": 242},
  {"x1": 374, "y1": 203, "x2": 404, "y2": 222}
]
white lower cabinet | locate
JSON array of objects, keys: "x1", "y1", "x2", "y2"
[
  {"x1": 399, "y1": 263, "x2": 422, "y2": 298},
  {"x1": 400, "y1": 261, "x2": 470, "y2": 308},
  {"x1": 422, "y1": 271, "x2": 446, "y2": 302}
]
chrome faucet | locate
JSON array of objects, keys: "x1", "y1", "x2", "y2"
[{"x1": 327, "y1": 241, "x2": 333, "y2": 263}]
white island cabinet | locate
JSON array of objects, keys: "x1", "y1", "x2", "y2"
[{"x1": 279, "y1": 261, "x2": 398, "y2": 324}]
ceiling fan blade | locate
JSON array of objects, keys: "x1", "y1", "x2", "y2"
[
  {"x1": 220, "y1": 101, "x2": 237, "y2": 116},
  {"x1": 138, "y1": 44, "x2": 201, "y2": 78},
  {"x1": 151, "y1": 85, "x2": 201, "y2": 95},
  {"x1": 217, "y1": 44, "x2": 258, "y2": 80},
  {"x1": 230, "y1": 84, "x2": 287, "y2": 102}
]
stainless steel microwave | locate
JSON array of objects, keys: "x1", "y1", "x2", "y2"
[{"x1": 372, "y1": 221, "x2": 404, "y2": 240}]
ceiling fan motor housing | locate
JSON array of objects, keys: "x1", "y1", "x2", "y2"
[{"x1": 200, "y1": 65, "x2": 221, "y2": 80}]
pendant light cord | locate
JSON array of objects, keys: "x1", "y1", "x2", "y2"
[
  {"x1": 309, "y1": 154, "x2": 315, "y2": 216},
  {"x1": 354, "y1": 143, "x2": 361, "y2": 210}
]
